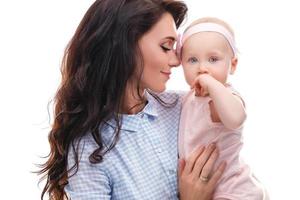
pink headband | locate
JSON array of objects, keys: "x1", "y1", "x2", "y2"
[{"x1": 176, "y1": 22, "x2": 238, "y2": 58}]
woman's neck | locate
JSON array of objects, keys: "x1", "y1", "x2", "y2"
[{"x1": 121, "y1": 84, "x2": 147, "y2": 115}]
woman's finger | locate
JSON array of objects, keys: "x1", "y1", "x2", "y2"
[
  {"x1": 207, "y1": 161, "x2": 227, "y2": 188},
  {"x1": 178, "y1": 158, "x2": 185, "y2": 177},
  {"x1": 183, "y1": 146, "x2": 205, "y2": 175},
  {"x1": 198, "y1": 148, "x2": 219, "y2": 181},
  {"x1": 191, "y1": 143, "x2": 216, "y2": 178}
]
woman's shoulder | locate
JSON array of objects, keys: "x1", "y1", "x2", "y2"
[
  {"x1": 73, "y1": 127, "x2": 113, "y2": 153},
  {"x1": 156, "y1": 90, "x2": 187, "y2": 103},
  {"x1": 68, "y1": 133, "x2": 97, "y2": 160}
]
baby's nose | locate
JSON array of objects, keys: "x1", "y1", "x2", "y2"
[{"x1": 198, "y1": 65, "x2": 209, "y2": 74}]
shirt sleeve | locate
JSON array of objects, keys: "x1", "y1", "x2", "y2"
[{"x1": 65, "y1": 139, "x2": 112, "y2": 200}]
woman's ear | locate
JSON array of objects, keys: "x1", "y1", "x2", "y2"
[{"x1": 230, "y1": 57, "x2": 238, "y2": 74}]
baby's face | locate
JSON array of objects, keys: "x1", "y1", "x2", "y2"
[{"x1": 181, "y1": 32, "x2": 236, "y2": 86}]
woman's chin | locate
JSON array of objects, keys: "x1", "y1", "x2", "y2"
[
  {"x1": 152, "y1": 85, "x2": 166, "y2": 93},
  {"x1": 146, "y1": 83, "x2": 166, "y2": 93}
]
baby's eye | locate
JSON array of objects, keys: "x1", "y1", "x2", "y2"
[
  {"x1": 188, "y1": 57, "x2": 198, "y2": 64},
  {"x1": 208, "y1": 57, "x2": 218, "y2": 63}
]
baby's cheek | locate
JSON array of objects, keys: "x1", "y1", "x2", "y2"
[{"x1": 185, "y1": 72, "x2": 196, "y2": 86}]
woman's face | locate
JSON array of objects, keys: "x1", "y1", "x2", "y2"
[{"x1": 138, "y1": 13, "x2": 180, "y2": 93}]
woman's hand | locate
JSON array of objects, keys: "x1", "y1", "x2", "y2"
[{"x1": 178, "y1": 143, "x2": 226, "y2": 200}]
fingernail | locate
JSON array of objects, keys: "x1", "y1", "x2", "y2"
[
  {"x1": 198, "y1": 146, "x2": 205, "y2": 152},
  {"x1": 213, "y1": 147, "x2": 219, "y2": 154},
  {"x1": 210, "y1": 142, "x2": 216, "y2": 148},
  {"x1": 220, "y1": 161, "x2": 227, "y2": 169}
]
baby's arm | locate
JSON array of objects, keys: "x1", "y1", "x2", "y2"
[{"x1": 194, "y1": 74, "x2": 246, "y2": 130}]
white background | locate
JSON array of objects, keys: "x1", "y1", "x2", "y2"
[{"x1": 0, "y1": 0, "x2": 299, "y2": 199}]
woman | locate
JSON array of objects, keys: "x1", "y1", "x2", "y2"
[{"x1": 38, "y1": 0, "x2": 226, "y2": 199}]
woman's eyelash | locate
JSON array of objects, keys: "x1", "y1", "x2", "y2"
[{"x1": 161, "y1": 46, "x2": 171, "y2": 51}]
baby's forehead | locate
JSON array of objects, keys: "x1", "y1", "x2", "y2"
[
  {"x1": 186, "y1": 31, "x2": 228, "y2": 43},
  {"x1": 183, "y1": 32, "x2": 231, "y2": 51}
]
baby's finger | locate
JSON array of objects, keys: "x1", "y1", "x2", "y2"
[
  {"x1": 199, "y1": 87, "x2": 204, "y2": 96},
  {"x1": 195, "y1": 88, "x2": 201, "y2": 96}
]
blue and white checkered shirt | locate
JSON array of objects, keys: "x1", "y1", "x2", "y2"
[{"x1": 65, "y1": 91, "x2": 185, "y2": 199}]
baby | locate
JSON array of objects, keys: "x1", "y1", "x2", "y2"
[{"x1": 177, "y1": 17, "x2": 268, "y2": 199}]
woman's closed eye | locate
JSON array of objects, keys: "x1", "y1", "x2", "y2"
[
  {"x1": 161, "y1": 45, "x2": 172, "y2": 52},
  {"x1": 161, "y1": 40, "x2": 175, "y2": 52},
  {"x1": 187, "y1": 56, "x2": 198, "y2": 64}
]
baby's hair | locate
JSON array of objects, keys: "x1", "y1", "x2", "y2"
[{"x1": 184, "y1": 17, "x2": 235, "y2": 40}]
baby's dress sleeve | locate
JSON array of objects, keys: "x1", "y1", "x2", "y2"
[{"x1": 226, "y1": 83, "x2": 246, "y2": 108}]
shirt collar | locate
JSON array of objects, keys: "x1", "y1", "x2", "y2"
[
  {"x1": 104, "y1": 91, "x2": 158, "y2": 132},
  {"x1": 142, "y1": 91, "x2": 158, "y2": 117}
]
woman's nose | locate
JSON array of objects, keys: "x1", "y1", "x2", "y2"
[{"x1": 169, "y1": 50, "x2": 180, "y2": 68}]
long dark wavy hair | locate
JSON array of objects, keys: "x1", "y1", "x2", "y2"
[{"x1": 37, "y1": 0, "x2": 187, "y2": 199}]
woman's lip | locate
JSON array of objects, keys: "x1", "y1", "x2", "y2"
[
  {"x1": 161, "y1": 71, "x2": 171, "y2": 75},
  {"x1": 161, "y1": 71, "x2": 171, "y2": 79}
]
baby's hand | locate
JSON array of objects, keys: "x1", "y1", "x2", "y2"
[{"x1": 192, "y1": 74, "x2": 216, "y2": 97}]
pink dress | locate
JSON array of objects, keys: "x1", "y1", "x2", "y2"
[{"x1": 178, "y1": 89, "x2": 268, "y2": 200}]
